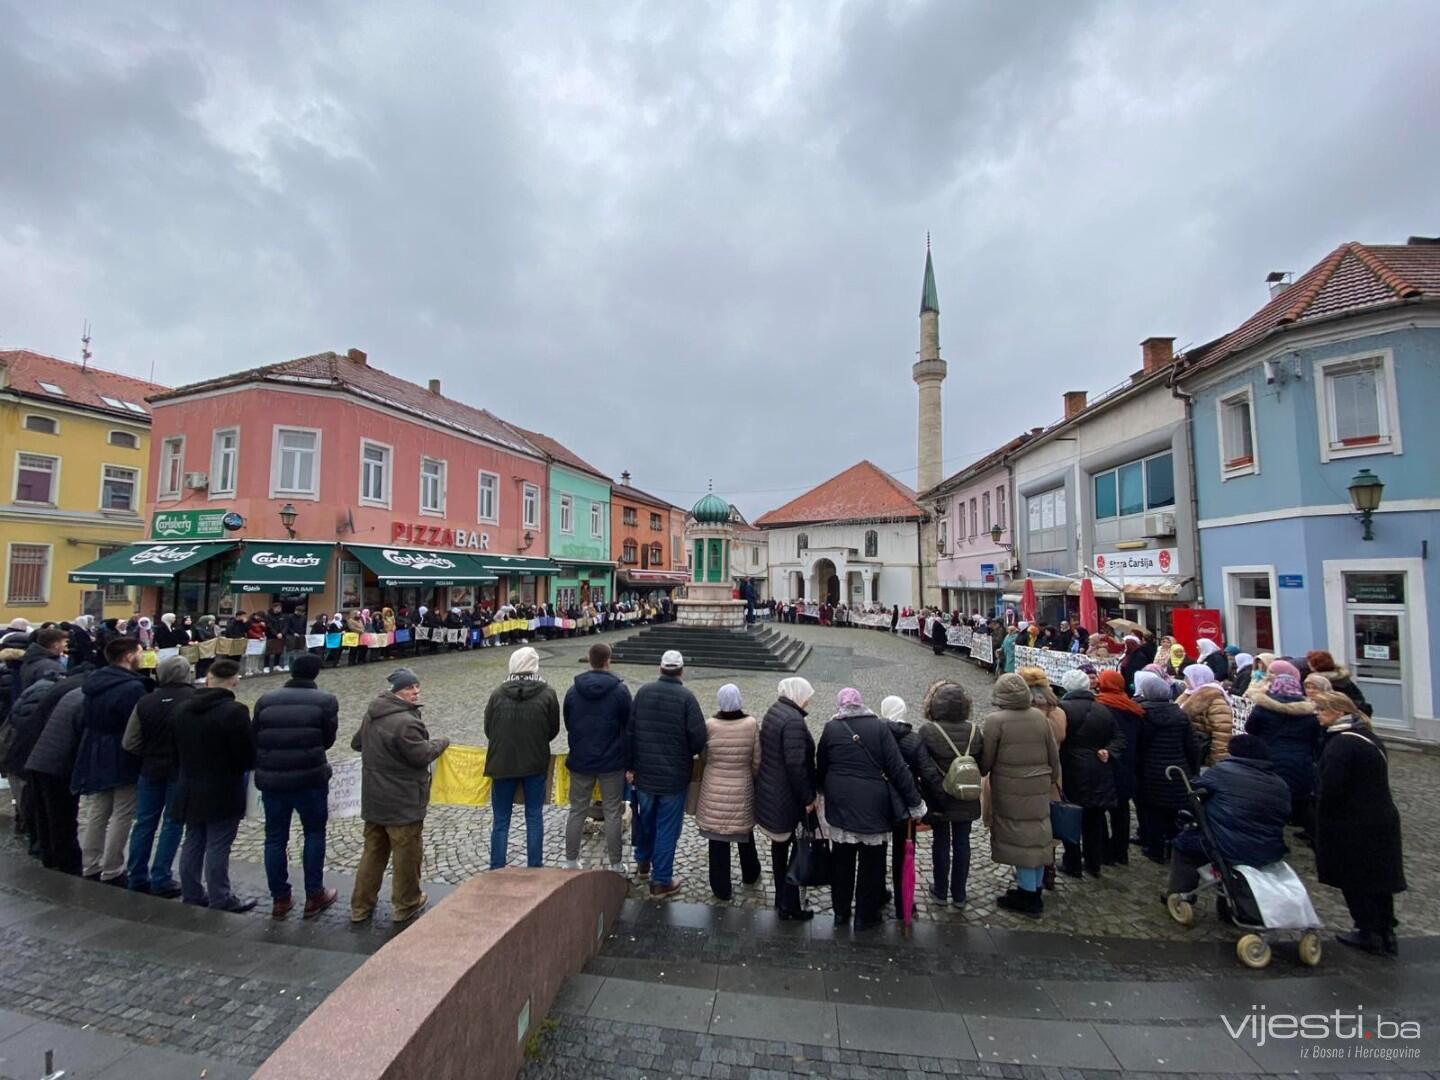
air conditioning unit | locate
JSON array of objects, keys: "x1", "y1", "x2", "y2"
[
  {"x1": 1143, "y1": 511, "x2": 1177, "y2": 538},
  {"x1": 184, "y1": 471, "x2": 209, "y2": 490}
]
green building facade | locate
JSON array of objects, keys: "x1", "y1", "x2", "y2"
[{"x1": 547, "y1": 462, "x2": 614, "y2": 608}]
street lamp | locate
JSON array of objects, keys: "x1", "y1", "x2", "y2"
[
  {"x1": 989, "y1": 523, "x2": 1014, "y2": 550},
  {"x1": 278, "y1": 502, "x2": 298, "y2": 539},
  {"x1": 1347, "y1": 469, "x2": 1384, "y2": 541}
]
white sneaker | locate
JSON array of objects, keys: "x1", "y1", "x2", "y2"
[
  {"x1": 607, "y1": 863, "x2": 627, "y2": 875},
  {"x1": 562, "y1": 859, "x2": 581, "y2": 870},
  {"x1": 263, "y1": 667, "x2": 272, "y2": 674}
]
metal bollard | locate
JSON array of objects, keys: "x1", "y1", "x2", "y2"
[{"x1": 42, "y1": 1047, "x2": 66, "y2": 1079}]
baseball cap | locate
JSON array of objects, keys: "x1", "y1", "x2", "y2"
[{"x1": 660, "y1": 650, "x2": 684, "y2": 671}]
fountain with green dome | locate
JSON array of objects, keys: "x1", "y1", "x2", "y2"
[{"x1": 677, "y1": 482, "x2": 748, "y2": 628}]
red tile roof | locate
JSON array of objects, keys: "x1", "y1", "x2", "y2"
[
  {"x1": 0, "y1": 349, "x2": 167, "y2": 420},
  {"x1": 755, "y1": 461, "x2": 922, "y2": 527},
  {"x1": 505, "y1": 425, "x2": 608, "y2": 482},
  {"x1": 150, "y1": 351, "x2": 541, "y2": 458},
  {"x1": 611, "y1": 481, "x2": 683, "y2": 512},
  {"x1": 1183, "y1": 241, "x2": 1440, "y2": 375}
]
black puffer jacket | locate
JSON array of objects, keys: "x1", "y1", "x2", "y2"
[
  {"x1": 1244, "y1": 692, "x2": 1319, "y2": 799},
  {"x1": 887, "y1": 719, "x2": 944, "y2": 807},
  {"x1": 1058, "y1": 691, "x2": 1122, "y2": 808},
  {"x1": 483, "y1": 677, "x2": 560, "y2": 779},
  {"x1": 816, "y1": 710, "x2": 921, "y2": 835},
  {"x1": 754, "y1": 697, "x2": 815, "y2": 834},
  {"x1": 919, "y1": 683, "x2": 981, "y2": 823},
  {"x1": 172, "y1": 688, "x2": 255, "y2": 824},
  {"x1": 71, "y1": 665, "x2": 146, "y2": 795},
  {"x1": 18, "y1": 643, "x2": 65, "y2": 694},
  {"x1": 1193, "y1": 755, "x2": 1291, "y2": 868},
  {"x1": 22, "y1": 675, "x2": 88, "y2": 778},
  {"x1": 121, "y1": 679, "x2": 196, "y2": 781},
  {"x1": 629, "y1": 675, "x2": 706, "y2": 795},
  {"x1": 2, "y1": 671, "x2": 64, "y2": 772},
  {"x1": 562, "y1": 670, "x2": 632, "y2": 774},
  {"x1": 1135, "y1": 699, "x2": 1195, "y2": 810},
  {"x1": 251, "y1": 680, "x2": 339, "y2": 791}
]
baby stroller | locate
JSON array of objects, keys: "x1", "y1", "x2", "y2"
[{"x1": 1163, "y1": 765, "x2": 1324, "y2": 969}]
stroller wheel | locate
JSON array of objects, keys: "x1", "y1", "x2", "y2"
[
  {"x1": 1298, "y1": 931, "x2": 1323, "y2": 967},
  {"x1": 1166, "y1": 894, "x2": 1195, "y2": 927},
  {"x1": 1236, "y1": 934, "x2": 1272, "y2": 969}
]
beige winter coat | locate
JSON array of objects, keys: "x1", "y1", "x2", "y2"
[
  {"x1": 978, "y1": 674, "x2": 1061, "y2": 869},
  {"x1": 1178, "y1": 684, "x2": 1234, "y2": 764},
  {"x1": 696, "y1": 714, "x2": 761, "y2": 838}
]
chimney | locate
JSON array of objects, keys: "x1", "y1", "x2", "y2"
[
  {"x1": 1407, "y1": 236, "x2": 1440, "y2": 246},
  {"x1": 620, "y1": 470, "x2": 631, "y2": 485},
  {"x1": 427, "y1": 378, "x2": 442, "y2": 395},
  {"x1": 1265, "y1": 271, "x2": 1293, "y2": 299},
  {"x1": 1063, "y1": 390, "x2": 1087, "y2": 419},
  {"x1": 1141, "y1": 336, "x2": 1175, "y2": 374},
  {"x1": 346, "y1": 348, "x2": 367, "y2": 366}
]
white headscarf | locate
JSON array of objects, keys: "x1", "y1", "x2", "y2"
[
  {"x1": 1196, "y1": 637, "x2": 1219, "y2": 660},
  {"x1": 1060, "y1": 669, "x2": 1091, "y2": 693},
  {"x1": 777, "y1": 677, "x2": 814, "y2": 710},
  {"x1": 161, "y1": 612, "x2": 176, "y2": 628},
  {"x1": 717, "y1": 684, "x2": 743, "y2": 713},
  {"x1": 879, "y1": 695, "x2": 907, "y2": 722},
  {"x1": 509, "y1": 646, "x2": 540, "y2": 677}
]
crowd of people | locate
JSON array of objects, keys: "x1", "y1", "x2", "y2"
[{"x1": 0, "y1": 607, "x2": 1407, "y2": 957}]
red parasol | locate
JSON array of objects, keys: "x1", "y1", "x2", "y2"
[
  {"x1": 1020, "y1": 577, "x2": 1037, "y2": 624},
  {"x1": 1078, "y1": 576, "x2": 1099, "y2": 635}
]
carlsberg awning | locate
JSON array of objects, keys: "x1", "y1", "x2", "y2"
[
  {"x1": 69, "y1": 541, "x2": 237, "y2": 585},
  {"x1": 347, "y1": 546, "x2": 497, "y2": 587},
  {"x1": 479, "y1": 554, "x2": 561, "y2": 577},
  {"x1": 229, "y1": 542, "x2": 333, "y2": 594}
]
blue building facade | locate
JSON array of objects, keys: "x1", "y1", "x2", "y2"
[{"x1": 1180, "y1": 241, "x2": 1440, "y2": 741}]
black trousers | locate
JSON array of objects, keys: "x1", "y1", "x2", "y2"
[
  {"x1": 1061, "y1": 808, "x2": 1109, "y2": 876},
  {"x1": 1135, "y1": 802, "x2": 1178, "y2": 857},
  {"x1": 1342, "y1": 889, "x2": 1397, "y2": 936},
  {"x1": 31, "y1": 772, "x2": 82, "y2": 876},
  {"x1": 770, "y1": 839, "x2": 803, "y2": 914},
  {"x1": 707, "y1": 838, "x2": 761, "y2": 900},
  {"x1": 831, "y1": 841, "x2": 886, "y2": 924},
  {"x1": 1105, "y1": 801, "x2": 1131, "y2": 863}
]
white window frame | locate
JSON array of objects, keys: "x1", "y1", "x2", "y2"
[
  {"x1": 13, "y1": 451, "x2": 60, "y2": 506},
  {"x1": 419, "y1": 457, "x2": 447, "y2": 516},
  {"x1": 107, "y1": 429, "x2": 138, "y2": 449},
  {"x1": 269, "y1": 426, "x2": 321, "y2": 500},
  {"x1": 4, "y1": 541, "x2": 52, "y2": 606},
  {"x1": 478, "y1": 471, "x2": 500, "y2": 523},
  {"x1": 99, "y1": 462, "x2": 140, "y2": 513},
  {"x1": 590, "y1": 501, "x2": 603, "y2": 539},
  {"x1": 210, "y1": 427, "x2": 239, "y2": 498},
  {"x1": 1221, "y1": 564, "x2": 1282, "y2": 657},
  {"x1": 158, "y1": 436, "x2": 185, "y2": 500},
  {"x1": 1216, "y1": 385, "x2": 1259, "y2": 479},
  {"x1": 1314, "y1": 349, "x2": 1402, "y2": 462},
  {"x1": 937, "y1": 517, "x2": 948, "y2": 553},
  {"x1": 358, "y1": 439, "x2": 392, "y2": 508},
  {"x1": 522, "y1": 482, "x2": 541, "y2": 530},
  {"x1": 22, "y1": 413, "x2": 58, "y2": 435},
  {"x1": 559, "y1": 494, "x2": 574, "y2": 534}
]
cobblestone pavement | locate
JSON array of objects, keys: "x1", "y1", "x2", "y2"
[{"x1": 229, "y1": 624, "x2": 1440, "y2": 941}]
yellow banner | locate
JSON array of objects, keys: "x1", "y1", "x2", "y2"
[{"x1": 428, "y1": 747, "x2": 582, "y2": 807}]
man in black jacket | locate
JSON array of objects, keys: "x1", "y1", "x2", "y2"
[
  {"x1": 23, "y1": 667, "x2": 92, "y2": 873},
  {"x1": 251, "y1": 654, "x2": 339, "y2": 918},
  {"x1": 18, "y1": 627, "x2": 67, "y2": 695},
  {"x1": 120, "y1": 655, "x2": 195, "y2": 897},
  {"x1": 173, "y1": 659, "x2": 257, "y2": 913},
  {"x1": 628, "y1": 650, "x2": 705, "y2": 896},
  {"x1": 562, "y1": 642, "x2": 632, "y2": 872}
]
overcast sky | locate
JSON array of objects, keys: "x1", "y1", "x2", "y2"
[{"x1": 3, "y1": 2, "x2": 1437, "y2": 518}]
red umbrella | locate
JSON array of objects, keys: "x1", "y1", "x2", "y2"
[
  {"x1": 901, "y1": 821, "x2": 916, "y2": 930},
  {"x1": 1078, "y1": 576, "x2": 1099, "y2": 635},
  {"x1": 1020, "y1": 577, "x2": 1037, "y2": 624}
]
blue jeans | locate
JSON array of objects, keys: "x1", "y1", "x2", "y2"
[
  {"x1": 1015, "y1": 865, "x2": 1044, "y2": 891},
  {"x1": 931, "y1": 820, "x2": 972, "y2": 902},
  {"x1": 490, "y1": 775, "x2": 546, "y2": 869},
  {"x1": 632, "y1": 790, "x2": 686, "y2": 886},
  {"x1": 262, "y1": 786, "x2": 329, "y2": 900},
  {"x1": 126, "y1": 775, "x2": 181, "y2": 892}
]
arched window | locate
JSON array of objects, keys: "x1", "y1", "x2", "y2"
[
  {"x1": 797, "y1": 533, "x2": 809, "y2": 558},
  {"x1": 864, "y1": 530, "x2": 878, "y2": 557},
  {"x1": 622, "y1": 539, "x2": 638, "y2": 564}
]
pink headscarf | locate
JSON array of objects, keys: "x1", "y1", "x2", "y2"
[
  {"x1": 836, "y1": 687, "x2": 864, "y2": 710},
  {"x1": 1183, "y1": 664, "x2": 1217, "y2": 691},
  {"x1": 1268, "y1": 659, "x2": 1301, "y2": 680}
]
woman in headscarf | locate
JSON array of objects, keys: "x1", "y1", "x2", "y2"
[
  {"x1": 154, "y1": 612, "x2": 180, "y2": 650},
  {"x1": 1015, "y1": 666, "x2": 1067, "y2": 888},
  {"x1": 1245, "y1": 652, "x2": 1277, "y2": 698},
  {"x1": 1196, "y1": 638, "x2": 1229, "y2": 682},
  {"x1": 1119, "y1": 635, "x2": 1146, "y2": 692},
  {"x1": 755, "y1": 677, "x2": 817, "y2": 920},
  {"x1": 1304, "y1": 649, "x2": 1371, "y2": 717},
  {"x1": 1163, "y1": 642, "x2": 1191, "y2": 680},
  {"x1": 919, "y1": 681, "x2": 981, "y2": 906},
  {"x1": 1000, "y1": 624, "x2": 1020, "y2": 674},
  {"x1": 880, "y1": 695, "x2": 944, "y2": 918},
  {"x1": 1312, "y1": 691, "x2": 1405, "y2": 956},
  {"x1": 816, "y1": 688, "x2": 923, "y2": 930},
  {"x1": 1056, "y1": 668, "x2": 1121, "y2": 878},
  {"x1": 1228, "y1": 652, "x2": 1255, "y2": 697},
  {"x1": 1304, "y1": 673, "x2": 1333, "y2": 699},
  {"x1": 978, "y1": 674, "x2": 1060, "y2": 916},
  {"x1": 67, "y1": 615, "x2": 96, "y2": 669},
  {"x1": 1094, "y1": 669, "x2": 1143, "y2": 865},
  {"x1": 1243, "y1": 659, "x2": 1320, "y2": 834},
  {"x1": 695, "y1": 684, "x2": 762, "y2": 901},
  {"x1": 1177, "y1": 664, "x2": 1233, "y2": 765},
  {"x1": 135, "y1": 615, "x2": 155, "y2": 650},
  {"x1": 1133, "y1": 670, "x2": 1199, "y2": 862}
]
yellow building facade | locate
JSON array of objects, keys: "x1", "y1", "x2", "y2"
[{"x1": 1, "y1": 351, "x2": 165, "y2": 624}]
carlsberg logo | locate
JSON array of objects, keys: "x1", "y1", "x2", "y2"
[
  {"x1": 131, "y1": 545, "x2": 201, "y2": 565},
  {"x1": 381, "y1": 549, "x2": 456, "y2": 571},
  {"x1": 252, "y1": 551, "x2": 322, "y2": 569}
]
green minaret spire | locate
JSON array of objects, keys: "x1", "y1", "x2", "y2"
[{"x1": 920, "y1": 232, "x2": 939, "y2": 315}]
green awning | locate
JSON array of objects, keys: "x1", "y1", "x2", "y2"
[
  {"x1": 69, "y1": 541, "x2": 236, "y2": 585},
  {"x1": 479, "y1": 555, "x2": 561, "y2": 577},
  {"x1": 229, "y1": 542, "x2": 333, "y2": 595},
  {"x1": 347, "y1": 546, "x2": 497, "y2": 587}
]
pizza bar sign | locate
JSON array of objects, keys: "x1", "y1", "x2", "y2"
[
  {"x1": 391, "y1": 521, "x2": 491, "y2": 550},
  {"x1": 1093, "y1": 548, "x2": 1178, "y2": 579}
]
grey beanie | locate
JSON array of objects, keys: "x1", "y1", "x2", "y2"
[
  {"x1": 157, "y1": 654, "x2": 194, "y2": 686},
  {"x1": 387, "y1": 667, "x2": 420, "y2": 691}
]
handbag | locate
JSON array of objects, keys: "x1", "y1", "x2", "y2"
[
  {"x1": 785, "y1": 812, "x2": 832, "y2": 887},
  {"x1": 931, "y1": 722, "x2": 983, "y2": 802},
  {"x1": 840, "y1": 718, "x2": 908, "y2": 822},
  {"x1": 1049, "y1": 800, "x2": 1083, "y2": 845}
]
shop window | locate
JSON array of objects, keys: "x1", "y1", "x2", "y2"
[
  {"x1": 211, "y1": 428, "x2": 238, "y2": 496},
  {"x1": 523, "y1": 483, "x2": 541, "y2": 529},
  {"x1": 864, "y1": 529, "x2": 878, "y2": 557},
  {"x1": 1218, "y1": 388, "x2": 1257, "y2": 477},
  {"x1": 478, "y1": 471, "x2": 499, "y2": 522},
  {"x1": 108, "y1": 430, "x2": 138, "y2": 449},
  {"x1": 101, "y1": 465, "x2": 138, "y2": 512},
  {"x1": 1317, "y1": 353, "x2": 1400, "y2": 460},
  {"x1": 559, "y1": 495, "x2": 574, "y2": 534},
  {"x1": 6, "y1": 543, "x2": 49, "y2": 604},
  {"x1": 1093, "y1": 452, "x2": 1174, "y2": 521},
  {"x1": 272, "y1": 428, "x2": 318, "y2": 497},
  {"x1": 23, "y1": 414, "x2": 57, "y2": 434},
  {"x1": 15, "y1": 453, "x2": 58, "y2": 504},
  {"x1": 360, "y1": 441, "x2": 390, "y2": 506},
  {"x1": 1026, "y1": 487, "x2": 1067, "y2": 553},
  {"x1": 555, "y1": 586, "x2": 578, "y2": 608},
  {"x1": 420, "y1": 457, "x2": 446, "y2": 515},
  {"x1": 159, "y1": 437, "x2": 184, "y2": 498}
]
